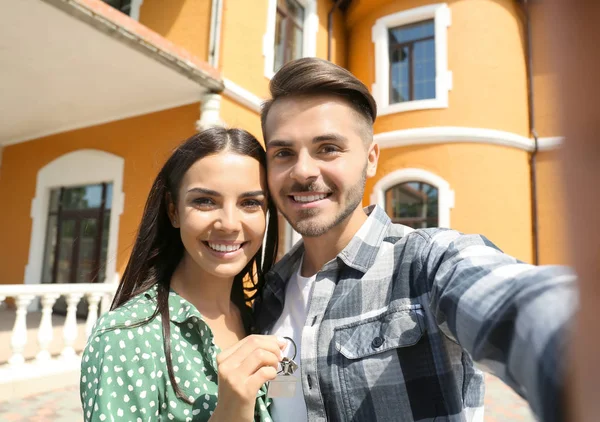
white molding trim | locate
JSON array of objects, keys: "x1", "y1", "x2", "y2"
[
  {"x1": 372, "y1": 3, "x2": 452, "y2": 116},
  {"x1": 374, "y1": 127, "x2": 564, "y2": 152},
  {"x1": 24, "y1": 150, "x2": 125, "y2": 289},
  {"x1": 130, "y1": 0, "x2": 144, "y2": 21},
  {"x1": 537, "y1": 136, "x2": 564, "y2": 151},
  {"x1": 370, "y1": 168, "x2": 454, "y2": 228},
  {"x1": 263, "y1": 0, "x2": 318, "y2": 79},
  {"x1": 223, "y1": 78, "x2": 263, "y2": 113}
]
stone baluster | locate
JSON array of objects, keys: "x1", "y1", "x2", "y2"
[
  {"x1": 85, "y1": 293, "x2": 103, "y2": 338},
  {"x1": 61, "y1": 293, "x2": 83, "y2": 359},
  {"x1": 9, "y1": 294, "x2": 35, "y2": 365},
  {"x1": 35, "y1": 293, "x2": 60, "y2": 362}
]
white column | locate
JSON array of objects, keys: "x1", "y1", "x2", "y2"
[
  {"x1": 36, "y1": 293, "x2": 60, "y2": 362},
  {"x1": 196, "y1": 93, "x2": 224, "y2": 131},
  {"x1": 85, "y1": 293, "x2": 103, "y2": 339},
  {"x1": 9, "y1": 295, "x2": 35, "y2": 365},
  {"x1": 61, "y1": 293, "x2": 83, "y2": 359}
]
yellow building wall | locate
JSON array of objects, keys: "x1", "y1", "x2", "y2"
[
  {"x1": 536, "y1": 150, "x2": 569, "y2": 265},
  {"x1": 347, "y1": 0, "x2": 529, "y2": 136},
  {"x1": 139, "y1": 0, "x2": 212, "y2": 62},
  {"x1": 219, "y1": 0, "x2": 348, "y2": 101},
  {"x1": 0, "y1": 104, "x2": 200, "y2": 285},
  {"x1": 366, "y1": 143, "x2": 534, "y2": 263}
]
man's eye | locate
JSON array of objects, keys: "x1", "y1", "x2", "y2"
[
  {"x1": 321, "y1": 145, "x2": 341, "y2": 154},
  {"x1": 273, "y1": 149, "x2": 293, "y2": 158}
]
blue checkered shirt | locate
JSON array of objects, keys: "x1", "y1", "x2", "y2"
[{"x1": 254, "y1": 205, "x2": 576, "y2": 422}]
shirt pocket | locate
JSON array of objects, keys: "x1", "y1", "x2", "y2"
[
  {"x1": 333, "y1": 306, "x2": 433, "y2": 421},
  {"x1": 334, "y1": 306, "x2": 425, "y2": 359}
]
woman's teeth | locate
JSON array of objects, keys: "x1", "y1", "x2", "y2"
[{"x1": 208, "y1": 243, "x2": 242, "y2": 252}]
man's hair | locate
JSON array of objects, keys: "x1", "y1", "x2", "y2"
[{"x1": 260, "y1": 58, "x2": 377, "y2": 141}]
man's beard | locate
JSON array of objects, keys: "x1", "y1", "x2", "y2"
[{"x1": 278, "y1": 164, "x2": 367, "y2": 237}]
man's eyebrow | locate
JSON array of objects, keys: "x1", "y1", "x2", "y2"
[
  {"x1": 312, "y1": 133, "x2": 348, "y2": 144},
  {"x1": 266, "y1": 139, "x2": 294, "y2": 149}
]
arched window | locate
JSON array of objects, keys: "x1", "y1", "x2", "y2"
[
  {"x1": 371, "y1": 168, "x2": 454, "y2": 228},
  {"x1": 385, "y1": 181, "x2": 438, "y2": 228}
]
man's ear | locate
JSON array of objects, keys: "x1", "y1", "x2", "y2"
[
  {"x1": 166, "y1": 193, "x2": 180, "y2": 228},
  {"x1": 366, "y1": 141, "x2": 379, "y2": 178}
]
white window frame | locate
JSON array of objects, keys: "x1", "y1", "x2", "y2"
[
  {"x1": 24, "y1": 149, "x2": 125, "y2": 288},
  {"x1": 370, "y1": 168, "x2": 455, "y2": 228},
  {"x1": 372, "y1": 3, "x2": 452, "y2": 116},
  {"x1": 263, "y1": 0, "x2": 318, "y2": 79}
]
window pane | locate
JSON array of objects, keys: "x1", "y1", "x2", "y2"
[
  {"x1": 61, "y1": 184, "x2": 103, "y2": 210},
  {"x1": 286, "y1": 0, "x2": 305, "y2": 26},
  {"x1": 41, "y1": 215, "x2": 58, "y2": 284},
  {"x1": 413, "y1": 39, "x2": 436, "y2": 100},
  {"x1": 105, "y1": 183, "x2": 113, "y2": 210},
  {"x1": 48, "y1": 189, "x2": 61, "y2": 213},
  {"x1": 385, "y1": 182, "x2": 439, "y2": 229},
  {"x1": 98, "y1": 212, "x2": 111, "y2": 283},
  {"x1": 274, "y1": 10, "x2": 287, "y2": 72},
  {"x1": 55, "y1": 219, "x2": 76, "y2": 283},
  {"x1": 389, "y1": 20, "x2": 434, "y2": 45},
  {"x1": 291, "y1": 25, "x2": 304, "y2": 61},
  {"x1": 102, "y1": 0, "x2": 131, "y2": 14},
  {"x1": 390, "y1": 46, "x2": 410, "y2": 103},
  {"x1": 76, "y1": 218, "x2": 99, "y2": 284}
]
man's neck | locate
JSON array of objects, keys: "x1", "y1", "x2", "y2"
[{"x1": 300, "y1": 207, "x2": 368, "y2": 277}]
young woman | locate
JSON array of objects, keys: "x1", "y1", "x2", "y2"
[{"x1": 80, "y1": 127, "x2": 284, "y2": 421}]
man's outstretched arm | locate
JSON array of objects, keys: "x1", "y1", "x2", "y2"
[{"x1": 418, "y1": 230, "x2": 576, "y2": 422}]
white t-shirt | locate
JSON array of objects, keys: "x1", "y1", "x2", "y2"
[{"x1": 269, "y1": 258, "x2": 316, "y2": 422}]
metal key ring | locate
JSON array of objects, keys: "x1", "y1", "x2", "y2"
[{"x1": 283, "y1": 336, "x2": 297, "y2": 361}]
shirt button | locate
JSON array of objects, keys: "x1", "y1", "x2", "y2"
[{"x1": 371, "y1": 336, "x2": 384, "y2": 348}]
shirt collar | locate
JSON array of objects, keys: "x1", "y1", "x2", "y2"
[
  {"x1": 143, "y1": 284, "x2": 204, "y2": 324},
  {"x1": 268, "y1": 204, "x2": 392, "y2": 283}
]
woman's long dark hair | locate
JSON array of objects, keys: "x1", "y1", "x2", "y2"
[{"x1": 110, "y1": 127, "x2": 278, "y2": 403}]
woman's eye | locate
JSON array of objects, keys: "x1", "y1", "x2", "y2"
[
  {"x1": 241, "y1": 199, "x2": 264, "y2": 209},
  {"x1": 192, "y1": 197, "x2": 215, "y2": 207}
]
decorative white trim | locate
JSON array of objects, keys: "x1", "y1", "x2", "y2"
[
  {"x1": 196, "y1": 93, "x2": 224, "y2": 131},
  {"x1": 537, "y1": 136, "x2": 564, "y2": 151},
  {"x1": 263, "y1": 0, "x2": 319, "y2": 79},
  {"x1": 374, "y1": 127, "x2": 564, "y2": 152},
  {"x1": 129, "y1": 0, "x2": 144, "y2": 21},
  {"x1": 370, "y1": 168, "x2": 454, "y2": 228},
  {"x1": 372, "y1": 3, "x2": 452, "y2": 116},
  {"x1": 223, "y1": 78, "x2": 263, "y2": 113},
  {"x1": 24, "y1": 150, "x2": 125, "y2": 289}
]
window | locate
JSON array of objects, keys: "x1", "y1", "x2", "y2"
[
  {"x1": 389, "y1": 20, "x2": 436, "y2": 103},
  {"x1": 101, "y1": 0, "x2": 144, "y2": 20},
  {"x1": 372, "y1": 4, "x2": 451, "y2": 115},
  {"x1": 264, "y1": 0, "x2": 318, "y2": 78},
  {"x1": 274, "y1": 0, "x2": 305, "y2": 72},
  {"x1": 370, "y1": 168, "x2": 454, "y2": 228},
  {"x1": 41, "y1": 184, "x2": 113, "y2": 317},
  {"x1": 102, "y1": 0, "x2": 132, "y2": 14},
  {"x1": 385, "y1": 182, "x2": 438, "y2": 228}
]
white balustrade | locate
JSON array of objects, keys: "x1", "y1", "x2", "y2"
[
  {"x1": 0, "y1": 283, "x2": 117, "y2": 367},
  {"x1": 36, "y1": 293, "x2": 59, "y2": 362}
]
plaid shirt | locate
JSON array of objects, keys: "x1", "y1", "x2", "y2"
[{"x1": 254, "y1": 205, "x2": 576, "y2": 422}]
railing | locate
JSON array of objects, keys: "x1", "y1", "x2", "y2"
[{"x1": 0, "y1": 283, "x2": 117, "y2": 366}]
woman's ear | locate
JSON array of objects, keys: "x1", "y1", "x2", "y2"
[{"x1": 166, "y1": 193, "x2": 180, "y2": 228}]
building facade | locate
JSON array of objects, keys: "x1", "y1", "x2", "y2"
[{"x1": 0, "y1": 0, "x2": 567, "y2": 301}]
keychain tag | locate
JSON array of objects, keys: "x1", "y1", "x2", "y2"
[{"x1": 268, "y1": 338, "x2": 299, "y2": 398}]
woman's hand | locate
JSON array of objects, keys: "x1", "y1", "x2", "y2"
[{"x1": 210, "y1": 335, "x2": 286, "y2": 421}]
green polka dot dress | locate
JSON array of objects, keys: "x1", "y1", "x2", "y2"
[{"x1": 80, "y1": 285, "x2": 272, "y2": 421}]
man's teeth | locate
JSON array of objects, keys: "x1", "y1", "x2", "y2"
[
  {"x1": 293, "y1": 194, "x2": 327, "y2": 203},
  {"x1": 208, "y1": 243, "x2": 242, "y2": 252}
]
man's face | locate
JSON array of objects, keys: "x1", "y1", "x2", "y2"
[{"x1": 264, "y1": 95, "x2": 379, "y2": 237}]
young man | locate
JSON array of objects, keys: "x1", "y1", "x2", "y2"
[{"x1": 253, "y1": 57, "x2": 575, "y2": 422}]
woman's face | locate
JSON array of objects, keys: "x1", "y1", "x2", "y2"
[{"x1": 171, "y1": 151, "x2": 267, "y2": 280}]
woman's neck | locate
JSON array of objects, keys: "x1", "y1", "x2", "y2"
[{"x1": 169, "y1": 255, "x2": 236, "y2": 318}]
